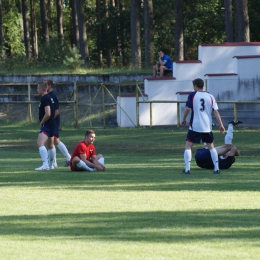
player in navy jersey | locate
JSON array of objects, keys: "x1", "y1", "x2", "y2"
[
  {"x1": 181, "y1": 78, "x2": 225, "y2": 174},
  {"x1": 195, "y1": 120, "x2": 242, "y2": 170},
  {"x1": 45, "y1": 79, "x2": 71, "y2": 169},
  {"x1": 35, "y1": 82, "x2": 55, "y2": 170}
]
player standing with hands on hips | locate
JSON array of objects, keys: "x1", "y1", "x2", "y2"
[{"x1": 181, "y1": 78, "x2": 225, "y2": 174}]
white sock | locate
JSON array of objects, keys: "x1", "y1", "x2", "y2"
[
  {"x1": 210, "y1": 148, "x2": 219, "y2": 171},
  {"x1": 225, "y1": 124, "x2": 234, "y2": 144},
  {"x1": 76, "y1": 160, "x2": 94, "y2": 171},
  {"x1": 57, "y1": 142, "x2": 71, "y2": 161},
  {"x1": 48, "y1": 148, "x2": 55, "y2": 167},
  {"x1": 39, "y1": 146, "x2": 49, "y2": 168},
  {"x1": 98, "y1": 157, "x2": 105, "y2": 165},
  {"x1": 184, "y1": 150, "x2": 192, "y2": 172},
  {"x1": 52, "y1": 146, "x2": 57, "y2": 165}
]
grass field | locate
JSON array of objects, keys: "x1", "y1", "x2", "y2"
[{"x1": 0, "y1": 123, "x2": 259, "y2": 260}]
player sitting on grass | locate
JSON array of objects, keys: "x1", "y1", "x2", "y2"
[{"x1": 195, "y1": 120, "x2": 242, "y2": 170}]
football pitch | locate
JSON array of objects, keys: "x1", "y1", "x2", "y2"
[{"x1": 0, "y1": 123, "x2": 259, "y2": 260}]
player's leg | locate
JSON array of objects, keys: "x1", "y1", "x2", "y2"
[
  {"x1": 55, "y1": 138, "x2": 71, "y2": 166},
  {"x1": 96, "y1": 154, "x2": 105, "y2": 165},
  {"x1": 203, "y1": 132, "x2": 220, "y2": 173},
  {"x1": 36, "y1": 132, "x2": 49, "y2": 170},
  {"x1": 215, "y1": 144, "x2": 232, "y2": 156},
  {"x1": 71, "y1": 156, "x2": 94, "y2": 172}
]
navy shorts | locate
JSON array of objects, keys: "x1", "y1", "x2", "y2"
[
  {"x1": 186, "y1": 130, "x2": 214, "y2": 144},
  {"x1": 39, "y1": 124, "x2": 54, "y2": 137},
  {"x1": 195, "y1": 148, "x2": 235, "y2": 169},
  {"x1": 54, "y1": 117, "x2": 60, "y2": 138}
]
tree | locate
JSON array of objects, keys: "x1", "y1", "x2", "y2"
[
  {"x1": 76, "y1": 0, "x2": 89, "y2": 67},
  {"x1": 103, "y1": 0, "x2": 112, "y2": 67},
  {"x1": 56, "y1": 0, "x2": 63, "y2": 45},
  {"x1": 234, "y1": 0, "x2": 250, "y2": 42},
  {"x1": 0, "y1": 0, "x2": 3, "y2": 57},
  {"x1": 30, "y1": 0, "x2": 38, "y2": 57},
  {"x1": 95, "y1": 0, "x2": 102, "y2": 67},
  {"x1": 224, "y1": 0, "x2": 233, "y2": 42},
  {"x1": 40, "y1": 0, "x2": 49, "y2": 45},
  {"x1": 174, "y1": 0, "x2": 184, "y2": 60},
  {"x1": 144, "y1": 0, "x2": 154, "y2": 68},
  {"x1": 130, "y1": 0, "x2": 141, "y2": 68},
  {"x1": 70, "y1": 0, "x2": 79, "y2": 48},
  {"x1": 22, "y1": 0, "x2": 31, "y2": 58}
]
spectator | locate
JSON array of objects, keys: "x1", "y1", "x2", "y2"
[{"x1": 153, "y1": 50, "x2": 173, "y2": 77}]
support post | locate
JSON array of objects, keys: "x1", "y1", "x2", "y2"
[
  {"x1": 28, "y1": 82, "x2": 32, "y2": 122},
  {"x1": 74, "y1": 81, "x2": 79, "y2": 128}
]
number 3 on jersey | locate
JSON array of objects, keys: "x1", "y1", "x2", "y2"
[{"x1": 200, "y1": 98, "x2": 205, "y2": 111}]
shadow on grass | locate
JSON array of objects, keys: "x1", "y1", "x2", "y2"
[
  {"x1": 0, "y1": 162, "x2": 259, "y2": 191},
  {"x1": 0, "y1": 210, "x2": 260, "y2": 242}
]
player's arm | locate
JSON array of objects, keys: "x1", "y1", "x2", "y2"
[
  {"x1": 79, "y1": 153, "x2": 96, "y2": 168},
  {"x1": 181, "y1": 107, "x2": 191, "y2": 126},
  {"x1": 40, "y1": 105, "x2": 51, "y2": 127},
  {"x1": 54, "y1": 109, "x2": 59, "y2": 118},
  {"x1": 213, "y1": 110, "x2": 225, "y2": 134}
]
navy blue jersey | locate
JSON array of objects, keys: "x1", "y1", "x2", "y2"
[
  {"x1": 48, "y1": 90, "x2": 60, "y2": 121},
  {"x1": 159, "y1": 54, "x2": 173, "y2": 69},
  {"x1": 39, "y1": 93, "x2": 55, "y2": 126}
]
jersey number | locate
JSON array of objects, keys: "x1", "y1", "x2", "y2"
[{"x1": 200, "y1": 98, "x2": 205, "y2": 111}]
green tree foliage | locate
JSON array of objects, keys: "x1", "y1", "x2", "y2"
[{"x1": 0, "y1": 0, "x2": 260, "y2": 69}]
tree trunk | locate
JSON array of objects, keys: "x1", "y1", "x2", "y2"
[
  {"x1": 76, "y1": 0, "x2": 89, "y2": 67},
  {"x1": 130, "y1": 0, "x2": 141, "y2": 68},
  {"x1": 70, "y1": 0, "x2": 79, "y2": 48},
  {"x1": 96, "y1": 0, "x2": 103, "y2": 67},
  {"x1": 40, "y1": 0, "x2": 49, "y2": 45},
  {"x1": 174, "y1": 0, "x2": 184, "y2": 60},
  {"x1": 144, "y1": 0, "x2": 154, "y2": 69},
  {"x1": 103, "y1": 0, "x2": 112, "y2": 67},
  {"x1": 0, "y1": 0, "x2": 4, "y2": 57},
  {"x1": 224, "y1": 0, "x2": 233, "y2": 42},
  {"x1": 56, "y1": 0, "x2": 63, "y2": 46},
  {"x1": 22, "y1": 0, "x2": 31, "y2": 59},
  {"x1": 119, "y1": 0, "x2": 127, "y2": 67},
  {"x1": 234, "y1": 0, "x2": 250, "y2": 42},
  {"x1": 48, "y1": 0, "x2": 54, "y2": 33},
  {"x1": 114, "y1": 0, "x2": 121, "y2": 66},
  {"x1": 30, "y1": 0, "x2": 38, "y2": 57}
]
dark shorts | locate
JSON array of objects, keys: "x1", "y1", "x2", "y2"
[
  {"x1": 54, "y1": 117, "x2": 60, "y2": 138},
  {"x1": 195, "y1": 148, "x2": 235, "y2": 169},
  {"x1": 186, "y1": 130, "x2": 214, "y2": 144},
  {"x1": 39, "y1": 124, "x2": 54, "y2": 137}
]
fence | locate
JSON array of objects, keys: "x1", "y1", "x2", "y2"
[
  {"x1": 0, "y1": 81, "x2": 144, "y2": 128},
  {"x1": 136, "y1": 100, "x2": 260, "y2": 127}
]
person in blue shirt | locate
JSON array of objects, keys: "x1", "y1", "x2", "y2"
[{"x1": 153, "y1": 50, "x2": 173, "y2": 77}]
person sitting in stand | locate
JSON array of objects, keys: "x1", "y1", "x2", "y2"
[{"x1": 152, "y1": 50, "x2": 173, "y2": 77}]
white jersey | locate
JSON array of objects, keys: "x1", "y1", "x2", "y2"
[{"x1": 186, "y1": 91, "x2": 218, "y2": 132}]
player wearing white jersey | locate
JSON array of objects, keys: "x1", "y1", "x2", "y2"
[{"x1": 181, "y1": 78, "x2": 225, "y2": 174}]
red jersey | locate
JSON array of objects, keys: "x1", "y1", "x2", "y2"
[{"x1": 69, "y1": 141, "x2": 96, "y2": 168}]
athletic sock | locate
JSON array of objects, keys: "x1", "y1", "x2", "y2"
[
  {"x1": 98, "y1": 157, "x2": 105, "y2": 165},
  {"x1": 210, "y1": 148, "x2": 219, "y2": 171},
  {"x1": 225, "y1": 124, "x2": 234, "y2": 145},
  {"x1": 57, "y1": 142, "x2": 71, "y2": 161},
  {"x1": 48, "y1": 148, "x2": 55, "y2": 168},
  {"x1": 76, "y1": 160, "x2": 94, "y2": 171},
  {"x1": 39, "y1": 146, "x2": 49, "y2": 168},
  {"x1": 184, "y1": 149, "x2": 192, "y2": 172}
]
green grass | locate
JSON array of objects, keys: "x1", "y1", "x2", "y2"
[
  {"x1": 0, "y1": 66, "x2": 151, "y2": 75},
  {"x1": 0, "y1": 124, "x2": 260, "y2": 259}
]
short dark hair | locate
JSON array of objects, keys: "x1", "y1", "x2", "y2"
[
  {"x1": 85, "y1": 130, "x2": 95, "y2": 136},
  {"x1": 44, "y1": 78, "x2": 53, "y2": 87},
  {"x1": 192, "y1": 78, "x2": 204, "y2": 89}
]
